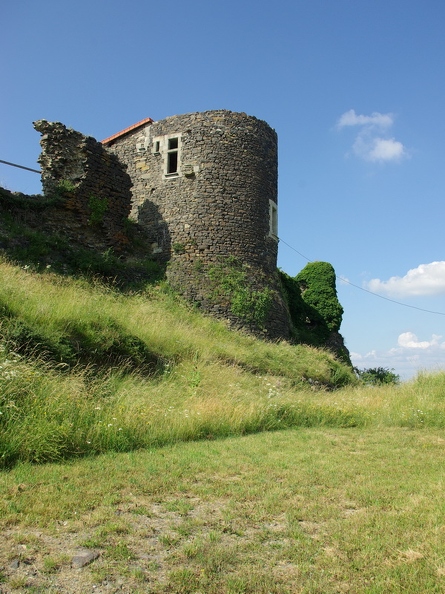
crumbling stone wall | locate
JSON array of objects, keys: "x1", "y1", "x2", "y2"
[
  {"x1": 34, "y1": 120, "x2": 132, "y2": 249},
  {"x1": 104, "y1": 110, "x2": 291, "y2": 339}
]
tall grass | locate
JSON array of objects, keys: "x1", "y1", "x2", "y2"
[
  {"x1": 1, "y1": 258, "x2": 444, "y2": 468},
  {"x1": 0, "y1": 259, "x2": 349, "y2": 381},
  {"x1": 2, "y1": 342, "x2": 445, "y2": 468},
  {"x1": 0, "y1": 353, "x2": 362, "y2": 468}
]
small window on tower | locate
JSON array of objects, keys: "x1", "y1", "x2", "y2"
[
  {"x1": 269, "y1": 200, "x2": 278, "y2": 240},
  {"x1": 167, "y1": 137, "x2": 179, "y2": 174}
]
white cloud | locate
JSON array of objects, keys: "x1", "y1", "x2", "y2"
[
  {"x1": 351, "y1": 332, "x2": 445, "y2": 380},
  {"x1": 337, "y1": 109, "x2": 393, "y2": 129},
  {"x1": 366, "y1": 137, "x2": 406, "y2": 162},
  {"x1": 336, "y1": 109, "x2": 408, "y2": 163},
  {"x1": 398, "y1": 332, "x2": 442, "y2": 349},
  {"x1": 366, "y1": 261, "x2": 445, "y2": 297}
]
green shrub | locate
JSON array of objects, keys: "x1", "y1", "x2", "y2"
[
  {"x1": 55, "y1": 179, "x2": 76, "y2": 195},
  {"x1": 356, "y1": 367, "x2": 400, "y2": 385},
  {"x1": 173, "y1": 243, "x2": 186, "y2": 254}
]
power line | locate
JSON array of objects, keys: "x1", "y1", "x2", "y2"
[
  {"x1": 278, "y1": 238, "x2": 312, "y2": 263},
  {"x1": 337, "y1": 276, "x2": 445, "y2": 316},
  {"x1": 279, "y1": 236, "x2": 445, "y2": 317},
  {"x1": 0, "y1": 159, "x2": 41, "y2": 174}
]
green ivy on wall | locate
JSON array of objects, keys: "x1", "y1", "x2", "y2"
[
  {"x1": 88, "y1": 195, "x2": 109, "y2": 226},
  {"x1": 295, "y1": 262, "x2": 343, "y2": 333},
  {"x1": 207, "y1": 256, "x2": 273, "y2": 329},
  {"x1": 279, "y1": 261, "x2": 343, "y2": 346}
]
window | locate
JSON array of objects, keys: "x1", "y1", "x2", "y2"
[
  {"x1": 166, "y1": 137, "x2": 179, "y2": 175},
  {"x1": 269, "y1": 200, "x2": 278, "y2": 240},
  {"x1": 152, "y1": 134, "x2": 182, "y2": 177}
]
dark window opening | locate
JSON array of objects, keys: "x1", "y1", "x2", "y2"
[
  {"x1": 167, "y1": 151, "x2": 178, "y2": 174},
  {"x1": 166, "y1": 137, "x2": 179, "y2": 174}
]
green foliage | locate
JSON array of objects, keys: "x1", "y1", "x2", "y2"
[
  {"x1": 88, "y1": 194, "x2": 109, "y2": 225},
  {"x1": 294, "y1": 262, "x2": 343, "y2": 333},
  {"x1": 231, "y1": 286, "x2": 273, "y2": 328},
  {"x1": 193, "y1": 259, "x2": 204, "y2": 272},
  {"x1": 279, "y1": 265, "x2": 351, "y2": 365},
  {"x1": 356, "y1": 366, "x2": 400, "y2": 385},
  {"x1": 208, "y1": 257, "x2": 273, "y2": 329},
  {"x1": 172, "y1": 242, "x2": 186, "y2": 254},
  {"x1": 279, "y1": 270, "x2": 319, "y2": 340},
  {"x1": 0, "y1": 186, "x2": 55, "y2": 209},
  {"x1": 0, "y1": 202, "x2": 163, "y2": 289},
  {"x1": 279, "y1": 269, "x2": 328, "y2": 346},
  {"x1": 55, "y1": 179, "x2": 76, "y2": 194}
]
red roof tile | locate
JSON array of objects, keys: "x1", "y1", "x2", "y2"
[{"x1": 101, "y1": 117, "x2": 154, "y2": 145}]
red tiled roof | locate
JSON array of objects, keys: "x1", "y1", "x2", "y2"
[{"x1": 101, "y1": 117, "x2": 154, "y2": 145}]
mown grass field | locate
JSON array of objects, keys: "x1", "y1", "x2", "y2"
[
  {"x1": 1, "y1": 425, "x2": 445, "y2": 593},
  {"x1": 1, "y1": 259, "x2": 445, "y2": 592}
]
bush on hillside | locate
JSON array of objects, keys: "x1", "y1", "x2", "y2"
[{"x1": 356, "y1": 366, "x2": 400, "y2": 385}]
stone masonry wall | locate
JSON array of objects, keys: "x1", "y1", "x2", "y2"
[
  {"x1": 104, "y1": 111, "x2": 277, "y2": 269},
  {"x1": 104, "y1": 110, "x2": 291, "y2": 338},
  {"x1": 34, "y1": 120, "x2": 132, "y2": 250}
]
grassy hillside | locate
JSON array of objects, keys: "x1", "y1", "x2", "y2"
[
  {"x1": 2, "y1": 254, "x2": 445, "y2": 470},
  {"x1": 0, "y1": 257, "x2": 358, "y2": 467}
]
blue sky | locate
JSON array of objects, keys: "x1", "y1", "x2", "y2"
[{"x1": 2, "y1": 0, "x2": 444, "y2": 380}]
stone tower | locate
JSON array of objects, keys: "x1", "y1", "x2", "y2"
[{"x1": 103, "y1": 110, "x2": 290, "y2": 338}]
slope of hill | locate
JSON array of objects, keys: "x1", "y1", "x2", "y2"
[{"x1": 0, "y1": 253, "x2": 357, "y2": 468}]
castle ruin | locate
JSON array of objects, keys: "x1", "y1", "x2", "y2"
[
  {"x1": 102, "y1": 110, "x2": 290, "y2": 338},
  {"x1": 33, "y1": 110, "x2": 291, "y2": 339}
]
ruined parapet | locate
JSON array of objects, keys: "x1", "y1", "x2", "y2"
[{"x1": 34, "y1": 120, "x2": 133, "y2": 249}]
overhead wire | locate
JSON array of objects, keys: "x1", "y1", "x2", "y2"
[
  {"x1": 279, "y1": 236, "x2": 445, "y2": 317},
  {"x1": 0, "y1": 159, "x2": 41, "y2": 174}
]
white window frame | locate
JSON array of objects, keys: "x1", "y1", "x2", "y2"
[
  {"x1": 269, "y1": 200, "x2": 278, "y2": 240},
  {"x1": 152, "y1": 133, "x2": 182, "y2": 178}
]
